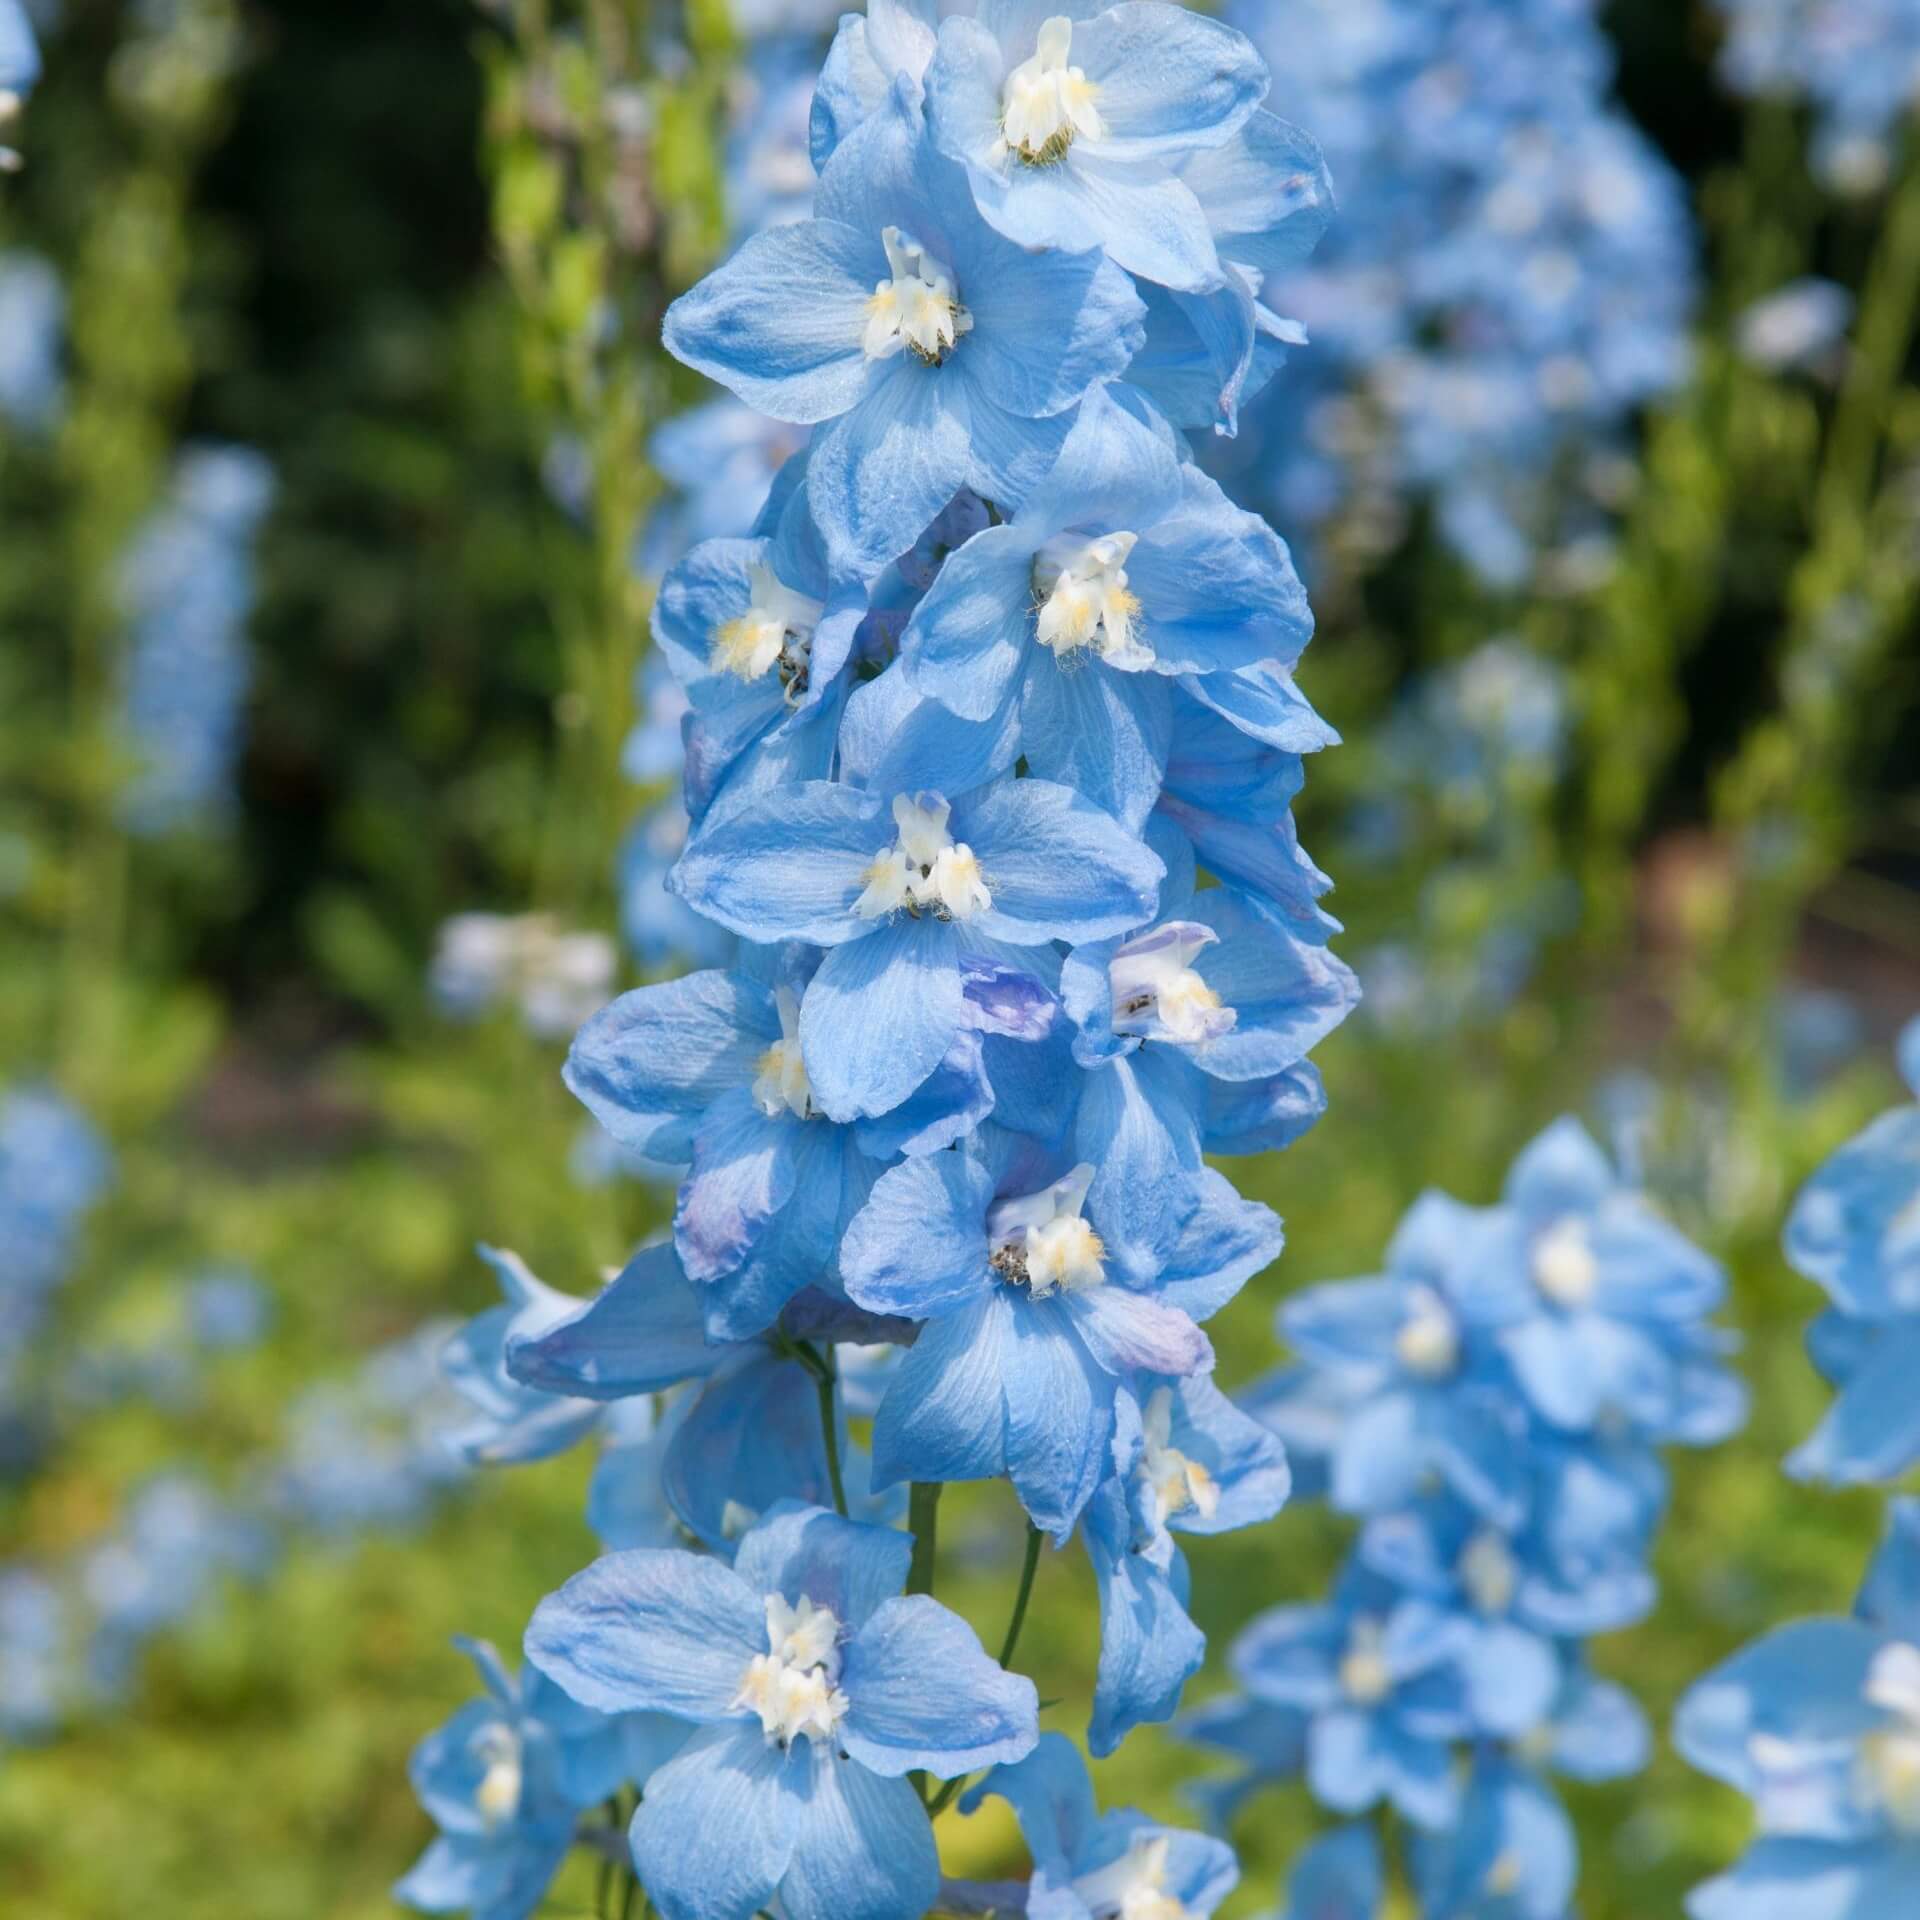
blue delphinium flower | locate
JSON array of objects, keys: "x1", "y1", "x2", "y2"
[
  {"x1": 1783, "y1": 1014, "x2": 1920, "y2": 1484},
  {"x1": 1715, "y1": 0, "x2": 1920, "y2": 194},
  {"x1": 397, "y1": 1635, "x2": 687, "y2": 1920},
  {"x1": 922, "y1": 1, "x2": 1270, "y2": 290},
  {"x1": 526, "y1": 1503, "x2": 1039, "y2": 1920},
  {"x1": 838, "y1": 1128, "x2": 1244, "y2": 1537},
  {"x1": 962, "y1": 1731, "x2": 1239, "y2": 1920},
  {"x1": 664, "y1": 82, "x2": 1144, "y2": 576},
  {"x1": 1676, "y1": 1499, "x2": 1920, "y2": 1918},
  {"x1": 116, "y1": 444, "x2": 276, "y2": 836}
]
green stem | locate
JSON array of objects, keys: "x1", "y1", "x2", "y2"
[
  {"x1": 812, "y1": 1347, "x2": 849, "y2": 1518},
  {"x1": 907, "y1": 1483, "x2": 942, "y2": 1596},
  {"x1": 997, "y1": 1525, "x2": 1043, "y2": 1670}
]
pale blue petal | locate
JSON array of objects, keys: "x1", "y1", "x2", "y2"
[
  {"x1": 663, "y1": 222, "x2": 876, "y2": 423},
  {"x1": 841, "y1": 1594, "x2": 1039, "y2": 1775},
  {"x1": 524, "y1": 1550, "x2": 765, "y2": 1721},
  {"x1": 800, "y1": 915, "x2": 967, "y2": 1123},
  {"x1": 629, "y1": 1723, "x2": 806, "y2": 1920},
  {"x1": 840, "y1": 1150, "x2": 996, "y2": 1319},
  {"x1": 781, "y1": 1750, "x2": 940, "y2": 1920}
]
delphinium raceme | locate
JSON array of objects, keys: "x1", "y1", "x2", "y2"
[
  {"x1": 1675, "y1": 1016, "x2": 1920, "y2": 1916},
  {"x1": 401, "y1": 5, "x2": 1361, "y2": 1917},
  {"x1": 1210, "y1": 0, "x2": 1696, "y2": 589},
  {"x1": 1186, "y1": 1116, "x2": 1745, "y2": 1916}
]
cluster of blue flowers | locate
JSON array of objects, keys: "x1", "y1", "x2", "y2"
[
  {"x1": 1187, "y1": 1117, "x2": 1744, "y2": 1915},
  {"x1": 1208, "y1": 0, "x2": 1696, "y2": 588},
  {"x1": 407, "y1": 4, "x2": 1364, "y2": 1915},
  {"x1": 116, "y1": 442, "x2": 276, "y2": 837},
  {"x1": 1715, "y1": 0, "x2": 1920, "y2": 195},
  {"x1": 1676, "y1": 1017, "x2": 1920, "y2": 1916}
]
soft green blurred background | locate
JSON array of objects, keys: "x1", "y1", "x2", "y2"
[{"x1": 1, "y1": 0, "x2": 1917, "y2": 1915}]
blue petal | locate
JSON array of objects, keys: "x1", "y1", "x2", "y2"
[
  {"x1": 780, "y1": 1750, "x2": 940, "y2": 1920},
  {"x1": 733, "y1": 1502, "x2": 914, "y2": 1633},
  {"x1": 565, "y1": 972, "x2": 777, "y2": 1164},
  {"x1": 807, "y1": 357, "x2": 974, "y2": 579},
  {"x1": 507, "y1": 1242, "x2": 728, "y2": 1399},
  {"x1": 898, "y1": 522, "x2": 1036, "y2": 723},
  {"x1": 663, "y1": 1357, "x2": 835, "y2": 1553},
  {"x1": 630, "y1": 1723, "x2": 806, "y2": 1920},
  {"x1": 1020, "y1": 652, "x2": 1173, "y2": 836},
  {"x1": 800, "y1": 914, "x2": 967, "y2": 1123},
  {"x1": 962, "y1": 778, "x2": 1165, "y2": 946},
  {"x1": 663, "y1": 221, "x2": 876, "y2": 424},
  {"x1": 841, "y1": 1593, "x2": 1039, "y2": 1775},
  {"x1": 873, "y1": 1290, "x2": 1017, "y2": 1490},
  {"x1": 674, "y1": 783, "x2": 889, "y2": 946},
  {"x1": 524, "y1": 1550, "x2": 765, "y2": 1721},
  {"x1": 959, "y1": 1731, "x2": 1099, "y2": 1878},
  {"x1": 840, "y1": 1150, "x2": 995, "y2": 1318},
  {"x1": 1281, "y1": 1825, "x2": 1382, "y2": 1920},
  {"x1": 1006, "y1": 1296, "x2": 1116, "y2": 1537},
  {"x1": 1086, "y1": 1484, "x2": 1205, "y2": 1755}
]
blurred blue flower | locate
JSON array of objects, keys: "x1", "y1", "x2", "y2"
[
  {"x1": 115, "y1": 443, "x2": 276, "y2": 837},
  {"x1": 1716, "y1": 0, "x2": 1920, "y2": 193}
]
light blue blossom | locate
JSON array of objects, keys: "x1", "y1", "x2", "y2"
[
  {"x1": 526, "y1": 1503, "x2": 1039, "y2": 1920},
  {"x1": 397, "y1": 1635, "x2": 683, "y2": 1920},
  {"x1": 923, "y1": 1, "x2": 1269, "y2": 291},
  {"x1": 962, "y1": 1732, "x2": 1239, "y2": 1920}
]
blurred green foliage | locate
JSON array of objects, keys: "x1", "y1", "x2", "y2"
[{"x1": 0, "y1": 1, "x2": 1916, "y2": 1917}]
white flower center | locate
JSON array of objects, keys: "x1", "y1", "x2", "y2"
[
  {"x1": 710, "y1": 562, "x2": 823, "y2": 701},
  {"x1": 854, "y1": 792, "x2": 992, "y2": 923},
  {"x1": 471, "y1": 1722, "x2": 523, "y2": 1829},
  {"x1": 733, "y1": 1593, "x2": 848, "y2": 1748},
  {"x1": 1459, "y1": 1530, "x2": 1517, "y2": 1617},
  {"x1": 1862, "y1": 1641, "x2": 1920, "y2": 1831},
  {"x1": 1074, "y1": 1835, "x2": 1191, "y2": 1920},
  {"x1": 1394, "y1": 1286, "x2": 1460, "y2": 1378},
  {"x1": 1033, "y1": 532, "x2": 1150, "y2": 669},
  {"x1": 864, "y1": 227, "x2": 972, "y2": 366},
  {"x1": 990, "y1": 1164, "x2": 1106, "y2": 1298},
  {"x1": 1109, "y1": 922, "x2": 1235, "y2": 1047},
  {"x1": 1000, "y1": 16, "x2": 1104, "y2": 166},
  {"x1": 1338, "y1": 1618, "x2": 1394, "y2": 1706},
  {"x1": 752, "y1": 986, "x2": 814, "y2": 1120},
  {"x1": 1532, "y1": 1220, "x2": 1598, "y2": 1309},
  {"x1": 1140, "y1": 1385, "x2": 1220, "y2": 1526}
]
